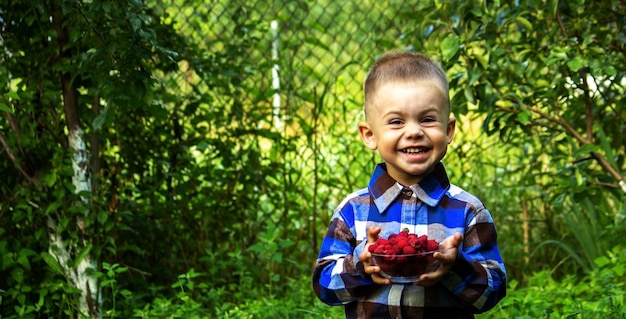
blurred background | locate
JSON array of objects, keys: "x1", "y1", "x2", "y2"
[{"x1": 1, "y1": 0, "x2": 625, "y2": 318}]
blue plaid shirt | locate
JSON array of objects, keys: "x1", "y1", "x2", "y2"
[{"x1": 312, "y1": 162, "x2": 506, "y2": 319}]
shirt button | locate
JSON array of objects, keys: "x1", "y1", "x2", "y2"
[{"x1": 402, "y1": 188, "x2": 413, "y2": 197}]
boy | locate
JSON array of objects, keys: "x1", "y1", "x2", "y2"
[{"x1": 312, "y1": 51, "x2": 506, "y2": 319}]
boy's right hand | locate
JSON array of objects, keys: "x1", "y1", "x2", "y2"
[{"x1": 358, "y1": 226, "x2": 391, "y2": 285}]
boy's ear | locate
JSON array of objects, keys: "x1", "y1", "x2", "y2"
[
  {"x1": 446, "y1": 115, "x2": 456, "y2": 144},
  {"x1": 358, "y1": 122, "x2": 378, "y2": 150}
]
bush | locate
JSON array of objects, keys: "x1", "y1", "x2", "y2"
[
  {"x1": 478, "y1": 246, "x2": 626, "y2": 319},
  {"x1": 96, "y1": 246, "x2": 625, "y2": 318}
]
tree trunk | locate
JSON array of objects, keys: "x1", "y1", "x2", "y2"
[{"x1": 48, "y1": 1, "x2": 101, "y2": 317}]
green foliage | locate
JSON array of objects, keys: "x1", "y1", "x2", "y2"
[
  {"x1": 1, "y1": 0, "x2": 625, "y2": 318},
  {"x1": 91, "y1": 248, "x2": 626, "y2": 318},
  {"x1": 478, "y1": 246, "x2": 626, "y2": 319},
  {"x1": 124, "y1": 271, "x2": 344, "y2": 319},
  {"x1": 395, "y1": 0, "x2": 626, "y2": 282}
]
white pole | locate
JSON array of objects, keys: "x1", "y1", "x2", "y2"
[{"x1": 271, "y1": 20, "x2": 281, "y2": 127}]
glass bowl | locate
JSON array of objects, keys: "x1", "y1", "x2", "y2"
[{"x1": 371, "y1": 251, "x2": 439, "y2": 283}]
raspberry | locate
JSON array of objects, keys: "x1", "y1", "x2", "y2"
[
  {"x1": 369, "y1": 230, "x2": 440, "y2": 278},
  {"x1": 426, "y1": 239, "x2": 440, "y2": 252},
  {"x1": 414, "y1": 235, "x2": 428, "y2": 250},
  {"x1": 396, "y1": 238, "x2": 408, "y2": 249},
  {"x1": 368, "y1": 243, "x2": 378, "y2": 253},
  {"x1": 374, "y1": 245, "x2": 385, "y2": 254}
]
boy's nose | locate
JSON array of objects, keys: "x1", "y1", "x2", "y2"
[{"x1": 405, "y1": 122, "x2": 424, "y2": 138}]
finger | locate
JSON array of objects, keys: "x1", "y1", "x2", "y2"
[
  {"x1": 364, "y1": 264, "x2": 379, "y2": 274},
  {"x1": 371, "y1": 273, "x2": 391, "y2": 285},
  {"x1": 364, "y1": 265, "x2": 391, "y2": 284},
  {"x1": 447, "y1": 232, "x2": 463, "y2": 248},
  {"x1": 367, "y1": 226, "x2": 381, "y2": 243},
  {"x1": 443, "y1": 233, "x2": 461, "y2": 248},
  {"x1": 415, "y1": 274, "x2": 438, "y2": 287},
  {"x1": 359, "y1": 250, "x2": 371, "y2": 263}
]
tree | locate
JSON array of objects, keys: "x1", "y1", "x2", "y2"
[
  {"x1": 1, "y1": 1, "x2": 180, "y2": 317},
  {"x1": 398, "y1": 0, "x2": 625, "y2": 273}
]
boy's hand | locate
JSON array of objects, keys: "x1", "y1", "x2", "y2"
[
  {"x1": 358, "y1": 226, "x2": 391, "y2": 285},
  {"x1": 415, "y1": 232, "x2": 463, "y2": 287}
]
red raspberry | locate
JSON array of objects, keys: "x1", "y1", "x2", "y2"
[
  {"x1": 368, "y1": 243, "x2": 378, "y2": 253},
  {"x1": 396, "y1": 238, "x2": 408, "y2": 249},
  {"x1": 427, "y1": 240, "x2": 440, "y2": 252},
  {"x1": 415, "y1": 235, "x2": 428, "y2": 250},
  {"x1": 402, "y1": 246, "x2": 416, "y2": 254}
]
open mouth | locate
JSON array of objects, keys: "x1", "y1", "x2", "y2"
[{"x1": 401, "y1": 147, "x2": 428, "y2": 154}]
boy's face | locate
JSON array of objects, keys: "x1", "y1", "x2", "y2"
[{"x1": 359, "y1": 80, "x2": 455, "y2": 186}]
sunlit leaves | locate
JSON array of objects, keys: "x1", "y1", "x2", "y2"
[{"x1": 440, "y1": 35, "x2": 460, "y2": 62}]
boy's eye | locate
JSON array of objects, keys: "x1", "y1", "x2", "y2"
[
  {"x1": 422, "y1": 117, "x2": 436, "y2": 123},
  {"x1": 389, "y1": 119, "x2": 403, "y2": 125}
]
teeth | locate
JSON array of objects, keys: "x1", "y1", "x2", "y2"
[{"x1": 403, "y1": 148, "x2": 426, "y2": 154}]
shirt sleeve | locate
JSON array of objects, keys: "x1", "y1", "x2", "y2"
[
  {"x1": 312, "y1": 204, "x2": 378, "y2": 305},
  {"x1": 439, "y1": 206, "x2": 507, "y2": 313}
]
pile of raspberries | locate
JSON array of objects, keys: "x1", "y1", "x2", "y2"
[{"x1": 368, "y1": 229, "x2": 440, "y2": 277}]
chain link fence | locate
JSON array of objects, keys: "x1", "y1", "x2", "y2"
[{"x1": 153, "y1": 1, "x2": 431, "y2": 213}]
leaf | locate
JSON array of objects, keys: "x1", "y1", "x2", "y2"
[
  {"x1": 41, "y1": 252, "x2": 65, "y2": 276},
  {"x1": 5, "y1": 92, "x2": 19, "y2": 99},
  {"x1": 464, "y1": 86, "x2": 475, "y2": 104},
  {"x1": 515, "y1": 17, "x2": 533, "y2": 31},
  {"x1": 574, "y1": 143, "x2": 601, "y2": 158},
  {"x1": 42, "y1": 170, "x2": 57, "y2": 187},
  {"x1": 44, "y1": 202, "x2": 62, "y2": 215},
  {"x1": 550, "y1": 0, "x2": 560, "y2": 17},
  {"x1": 517, "y1": 109, "x2": 531, "y2": 125},
  {"x1": 616, "y1": 203, "x2": 626, "y2": 225},
  {"x1": 440, "y1": 35, "x2": 460, "y2": 61},
  {"x1": 0, "y1": 102, "x2": 14, "y2": 114},
  {"x1": 74, "y1": 244, "x2": 93, "y2": 268},
  {"x1": 594, "y1": 256, "x2": 610, "y2": 268},
  {"x1": 17, "y1": 249, "x2": 36, "y2": 270},
  {"x1": 97, "y1": 210, "x2": 108, "y2": 224},
  {"x1": 92, "y1": 107, "x2": 109, "y2": 131},
  {"x1": 596, "y1": 127, "x2": 618, "y2": 168},
  {"x1": 567, "y1": 56, "x2": 585, "y2": 72},
  {"x1": 603, "y1": 65, "x2": 617, "y2": 76}
]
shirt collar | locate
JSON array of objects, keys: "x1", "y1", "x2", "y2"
[{"x1": 368, "y1": 162, "x2": 450, "y2": 213}]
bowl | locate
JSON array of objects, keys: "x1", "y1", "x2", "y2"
[{"x1": 371, "y1": 251, "x2": 439, "y2": 283}]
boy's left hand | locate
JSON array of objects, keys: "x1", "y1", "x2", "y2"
[{"x1": 414, "y1": 232, "x2": 463, "y2": 287}]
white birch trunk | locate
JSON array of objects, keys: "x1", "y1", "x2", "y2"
[{"x1": 48, "y1": 127, "x2": 101, "y2": 318}]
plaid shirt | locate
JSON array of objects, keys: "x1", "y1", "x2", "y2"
[{"x1": 312, "y1": 162, "x2": 506, "y2": 319}]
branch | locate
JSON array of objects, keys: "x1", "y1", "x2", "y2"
[
  {"x1": 590, "y1": 151, "x2": 626, "y2": 194},
  {"x1": 0, "y1": 133, "x2": 39, "y2": 185},
  {"x1": 526, "y1": 104, "x2": 589, "y2": 144},
  {"x1": 556, "y1": 9, "x2": 567, "y2": 38},
  {"x1": 592, "y1": 73, "x2": 626, "y2": 124}
]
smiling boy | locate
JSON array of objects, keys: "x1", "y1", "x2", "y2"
[{"x1": 312, "y1": 51, "x2": 507, "y2": 318}]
